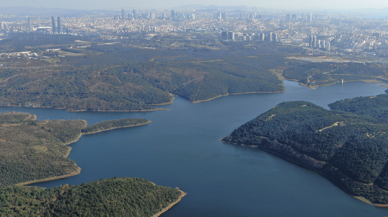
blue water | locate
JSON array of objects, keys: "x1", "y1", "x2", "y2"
[{"x1": 2, "y1": 81, "x2": 388, "y2": 217}]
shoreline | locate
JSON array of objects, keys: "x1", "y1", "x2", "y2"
[
  {"x1": 150, "y1": 96, "x2": 175, "y2": 106},
  {"x1": 0, "y1": 104, "x2": 169, "y2": 113},
  {"x1": 152, "y1": 190, "x2": 187, "y2": 217},
  {"x1": 15, "y1": 166, "x2": 81, "y2": 186},
  {"x1": 293, "y1": 78, "x2": 385, "y2": 90},
  {"x1": 13, "y1": 119, "x2": 152, "y2": 187},
  {"x1": 220, "y1": 139, "x2": 388, "y2": 208},
  {"x1": 82, "y1": 120, "x2": 152, "y2": 135},
  {"x1": 191, "y1": 90, "x2": 285, "y2": 103}
]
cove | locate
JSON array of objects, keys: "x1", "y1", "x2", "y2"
[{"x1": 1, "y1": 80, "x2": 387, "y2": 217}]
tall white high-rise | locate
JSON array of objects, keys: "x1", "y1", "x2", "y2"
[
  {"x1": 28, "y1": 18, "x2": 31, "y2": 32},
  {"x1": 57, "y1": 17, "x2": 62, "y2": 33},
  {"x1": 326, "y1": 42, "x2": 331, "y2": 51},
  {"x1": 272, "y1": 33, "x2": 277, "y2": 42},
  {"x1": 309, "y1": 35, "x2": 314, "y2": 47},
  {"x1": 51, "y1": 16, "x2": 56, "y2": 33},
  {"x1": 221, "y1": 12, "x2": 226, "y2": 21},
  {"x1": 133, "y1": 10, "x2": 137, "y2": 20}
]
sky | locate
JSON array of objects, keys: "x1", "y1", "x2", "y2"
[{"x1": 1, "y1": 0, "x2": 388, "y2": 11}]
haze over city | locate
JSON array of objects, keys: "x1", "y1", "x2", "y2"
[{"x1": 2, "y1": 0, "x2": 388, "y2": 10}]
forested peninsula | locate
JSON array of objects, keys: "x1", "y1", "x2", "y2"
[
  {"x1": 0, "y1": 113, "x2": 185, "y2": 216},
  {"x1": 81, "y1": 118, "x2": 151, "y2": 135},
  {"x1": 0, "y1": 177, "x2": 185, "y2": 216},
  {"x1": 222, "y1": 92, "x2": 388, "y2": 206},
  {"x1": 0, "y1": 41, "x2": 300, "y2": 112},
  {"x1": 0, "y1": 113, "x2": 150, "y2": 186}
]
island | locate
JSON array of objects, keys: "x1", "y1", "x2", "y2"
[
  {"x1": 222, "y1": 93, "x2": 388, "y2": 206},
  {"x1": 0, "y1": 177, "x2": 186, "y2": 216}
]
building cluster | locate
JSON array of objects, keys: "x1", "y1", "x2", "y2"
[
  {"x1": 309, "y1": 35, "x2": 331, "y2": 51},
  {"x1": 285, "y1": 13, "x2": 314, "y2": 22},
  {"x1": 112, "y1": 9, "x2": 197, "y2": 21},
  {"x1": 51, "y1": 16, "x2": 62, "y2": 33},
  {"x1": 2, "y1": 9, "x2": 388, "y2": 57},
  {"x1": 222, "y1": 31, "x2": 277, "y2": 42}
]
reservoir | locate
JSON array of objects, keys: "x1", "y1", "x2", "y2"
[{"x1": 1, "y1": 80, "x2": 388, "y2": 217}]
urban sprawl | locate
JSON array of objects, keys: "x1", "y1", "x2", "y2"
[{"x1": 1, "y1": 8, "x2": 388, "y2": 58}]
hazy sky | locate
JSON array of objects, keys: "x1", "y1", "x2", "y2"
[{"x1": 2, "y1": 0, "x2": 388, "y2": 10}]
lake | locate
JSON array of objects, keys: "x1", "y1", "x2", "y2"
[{"x1": 1, "y1": 80, "x2": 388, "y2": 217}]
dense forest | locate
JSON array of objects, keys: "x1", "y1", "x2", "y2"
[
  {"x1": 222, "y1": 93, "x2": 388, "y2": 205},
  {"x1": 82, "y1": 118, "x2": 150, "y2": 134},
  {"x1": 0, "y1": 39, "x2": 299, "y2": 112},
  {"x1": 0, "y1": 112, "x2": 85, "y2": 186},
  {"x1": 0, "y1": 177, "x2": 184, "y2": 216},
  {"x1": 2, "y1": 35, "x2": 388, "y2": 111},
  {"x1": 0, "y1": 112, "x2": 151, "y2": 187}
]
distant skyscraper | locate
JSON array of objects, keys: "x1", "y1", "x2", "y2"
[
  {"x1": 221, "y1": 12, "x2": 226, "y2": 21},
  {"x1": 292, "y1": 14, "x2": 297, "y2": 22},
  {"x1": 227, "y1": 31, "x2": 234, "y2": 40},
  {"x1": 133, "y1": 10, "x2": 137, "y2": 20},
  {"x1": 286, "y1": 14, "x2": 291, "y2": 21},
  {"x1": 122, "y1": 9, "x2": 125, "y2": 20},
  {"x1": 51, "y1": 16, "x2": 56, "y2": 33},
  {"x1": 222, "y1": 31, "x2": 228, "y2": 39},
  {"x1": 0, "y1": 22, "x2": 4, "y2": 30},
  {"x1": 313, "y1": 36, "x2": 317, "y2": 47},
  {"x1": 171, "y1": 10, "x2": 176, "y2": 19},
  {"x1": 192, "y1": 14, "x2": 196, "y2": 20},
  {"x1": 57, "y1": 16, "x2": 62, "y2": 33},
  {"x1": 28, "y1": 18, "x2": 31, "y2": 32},
  {"x1": 150, "y1": 13, "x2": 155, "y2": 20},
  {"x1": 308, "y1": 13, "x2": 313, "y2": 22},
  {"x1": 326, "y1": 42, "x2": 331, "y2": 51},
  {"x1": 268, "y1": 33, "x2": 272, "y2": 42},
  {"x1": 272, "y1": 33, "x2": 277, "y2": 42},
  {"x1": 261, "y1": 33, "x2": 265, "y2": 41},
  {"x1": 216, "y1": 12, "x2": 221, "y2": 20},
  {"x1": 309, "y1": 35, "x2": 314, "y2": 47}
]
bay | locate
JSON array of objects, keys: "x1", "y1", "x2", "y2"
[{"x1": 1, "y1": 80, "x2": 388, "y2": 216}]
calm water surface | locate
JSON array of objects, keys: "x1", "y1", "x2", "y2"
[{"x1": 2, "y1": 81, "x2": 388, "y2": 217}]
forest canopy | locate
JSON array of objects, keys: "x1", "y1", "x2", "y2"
[{"x1": 222, "y1": 92, "x2": 388, "y2": 205}]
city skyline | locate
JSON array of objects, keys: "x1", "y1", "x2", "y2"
[{"x1": 1, "y1": 0, "x2": 388, "y2": 11}]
